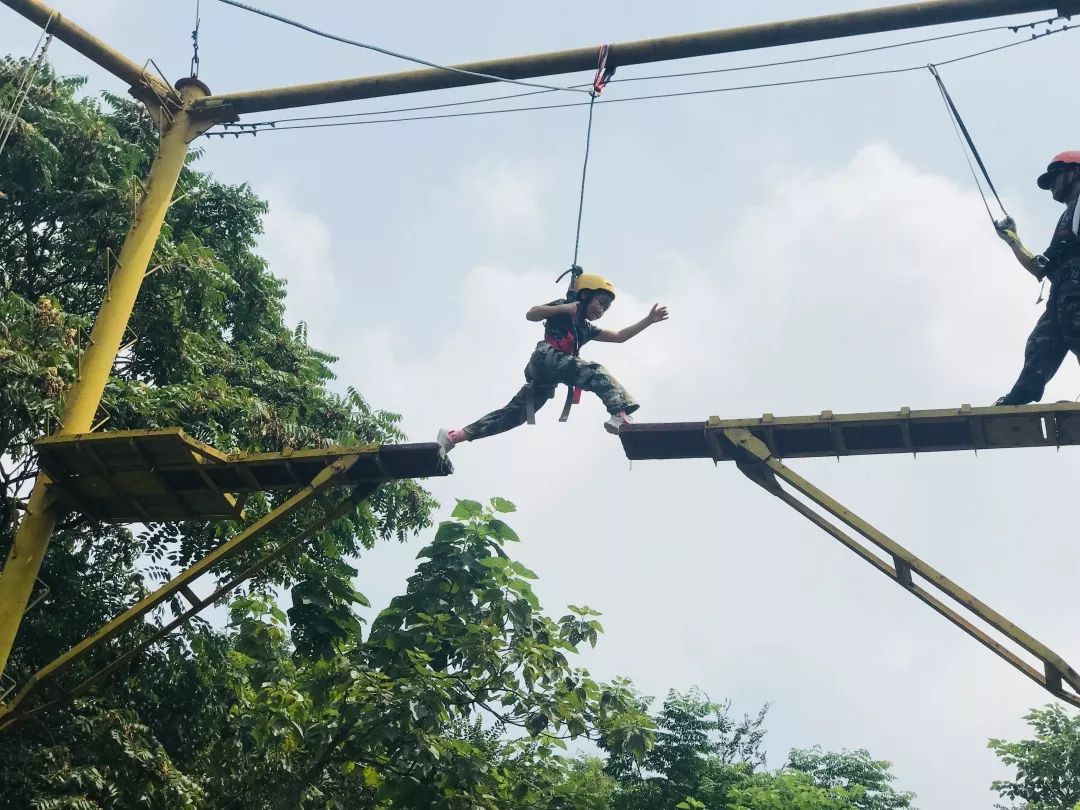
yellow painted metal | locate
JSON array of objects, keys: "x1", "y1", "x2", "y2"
[
  {"x1": 195, "y1": 0, "x2": 1067, "y2": 115},
  {"x1": 0, "y1": 0, "x2": 177, "y2": 108},
  {"x1": 32, "y1": 428, "x2": 449, "y2": 522},
  {"x1": 0, "y1": 457, "x2": 360, "y2": 731},
  {"x1": 621, "y1": 402, "x2": 1080, "y2": 461},
  {"x1": 723, "y1": 427, "x2": 1080, "y2": 707},
  {"x1": 0, "y1": 81, "x2": 213, "y2": 679}
]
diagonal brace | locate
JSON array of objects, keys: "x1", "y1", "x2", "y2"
[
  {"x1": 0, "y1": 456, "x2": 359, "y2": 728},
  {"x1": 721, "y1": 427, "x2": 1080, "y2": 708}
]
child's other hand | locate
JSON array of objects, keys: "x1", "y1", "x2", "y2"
[
  {"x1": 647, "y1": 304, "x2": 669, "y2": 324},
  {"x1": 561, "y1": 301, "x2": 580, "y2": 317}
]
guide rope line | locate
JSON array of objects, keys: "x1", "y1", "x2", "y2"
[
  {"x1": 547, "y1": 46, "x2": 617, "y2": 425},
  {"x1": 214, "y1": 0, "x2": 590, "y2": 95},
  {"x1": 570, "y1": 45, "x2": 615, "y2": 271},
  {"x1": 204, "y1": 22, "x2": 1073, "y2": 138},
  {"x1": 215, "y1": 16, "x2": 1060, "y2": 133},
  {"x1": 0, "y1": 12, "x2": 55, "y2": 162},
  {"x1": 928, "y1": 63, "x2": 1007, "y2": 223}
]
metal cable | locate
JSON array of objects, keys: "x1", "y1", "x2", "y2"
[
  {"x1": 0, "y1": 21, "x2": 51, "y2": 149},
  {"x1": 208, "y1": 23, "x2": 1072, "y2": 137},
  {"x1": 612, "y1": 16, "x2": 1058, "y2": 85},
  {"x1": 0, "y1": 16, "x2": 54, "y2": 161},
  {"x1": 214, "y1": 0, "x2": 590, "y2": 95},
  {"x1": 224, "y1": 16, "x2": 1058, "y2": 130}
]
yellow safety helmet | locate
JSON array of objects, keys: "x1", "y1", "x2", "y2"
[{"x1": 575, "y1": 273, "x2": 616, "y2": 299}]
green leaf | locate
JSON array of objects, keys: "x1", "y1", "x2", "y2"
[
  {"x1": 525, "y1": 712, "x2": 549, "y2": 737},
  {"x1": 510, "y1": 562, "x2": 538, "y2": 579},
  {"x1": 488, "y1": 519, "x2": 519, "y2": 543},
  {"x1": 490, "y1": 496, "x2": 517, "y2": 513},
  {"x1": 478, "y1": 557, "x2": 510, "y2": 570},
  {"x1": 433, "y1": 521, "x2": 468, "y2": 544},
  {"x1": 451, "y1": 499, "x2": 483, "y2": 519}
]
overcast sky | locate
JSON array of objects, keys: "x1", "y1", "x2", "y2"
[{"x1": 5, "y1": 1, "x2": 1080, "y2": 806}]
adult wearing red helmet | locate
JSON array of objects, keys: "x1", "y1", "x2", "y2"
[{"x1": 994, "y1": 151, "x2": 1080, "y2": 406}]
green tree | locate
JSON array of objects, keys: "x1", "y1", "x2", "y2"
[
  {"x1": 725, "y1": 770, "x2": 861, "y2": 810},
  {"x1": 989, "y1": 705, "x2": 1080, "y2": 810},
  {"x1": 551, "y1": 756, "x2": 616, "y2": 810},
  {"x1": 788, "y1": 746, "x2": 915, "y2": 809},
  {"x1": 192, "y1": 499, "x2": 654, "y2": 809},
  {"x1": 609, "y1": 688, "x2": 769, "y2": 810},
  {"x1": 0, "y1": 53, "x2": 429, "y2": 807}
]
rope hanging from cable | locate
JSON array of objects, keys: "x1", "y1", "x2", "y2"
[
  {"x1": 568, "y1": 45, "x2": 616, "y2": 274},
  {"x1": 928, "y1": 62, "x2": 1008, "y2": 223},
  {"x1": 549, "y1": 46, "x2": 616, "y2": 424}
]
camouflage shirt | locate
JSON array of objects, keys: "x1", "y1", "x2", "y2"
[
  {"x1": 542, "y1": 298, "x2": 600, "y2": 355},
  {"x1": 1045, "y1": 189, "x2": 1080, "y2": 272}
]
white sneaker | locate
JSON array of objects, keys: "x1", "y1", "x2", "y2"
[
  {"x1": 603, "y1": 412, "x2": 633, "y2": 435},
  {"x1": 436, "y1": 428, "x2": 455, "y2": 453}
]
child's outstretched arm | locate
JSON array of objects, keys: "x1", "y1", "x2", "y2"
[
  {"x1": 594, "y1": 304, "x2": 669, "y2": 343},
  {"x1": 526, "y1": 301, "x2": 578, "y2": 321}
]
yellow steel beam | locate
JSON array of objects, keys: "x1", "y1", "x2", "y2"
[
  {"x1": 0, "y1": 476, "x2": 375, "y2": 733},
  {"x1": 722, "y1": 427, "x2": 1080, "y2": 707},
  {"x1": 0, "y1": 0, "x2": 177, "y2": 109},
  {"x1": 0, "y1": 79, "x2": 225, "y2": 680},
  {"x1": 621, "y1": 402, "x2": 1080, "y2": 461},
  {"x1": 198, "y1": 0, "x2": 1070, "y2": 116},
  {"x1": 0, "y1": 455, "x2": 356, "y2": 719}
]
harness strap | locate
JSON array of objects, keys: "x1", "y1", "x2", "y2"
[{"x1": 526, "y1": 390, "x2": 537, "y2": 425}]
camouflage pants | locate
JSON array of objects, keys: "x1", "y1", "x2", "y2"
[
  {"x1": 1001, "y1": 265, "x2": 1080, "y2": 405},
  {"x1": 464, "y1": 342, "x2": 638, "y2": 441}
]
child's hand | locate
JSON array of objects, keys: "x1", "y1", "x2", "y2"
[
  {"x1": 560, "y1": 301, "x2": 580, "y2": 317},
  {"x1": 647, "y1": 304, "x2": 669, "y2": 324}
]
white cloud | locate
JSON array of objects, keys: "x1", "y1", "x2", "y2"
[
  {"x1": 437, "y1": 159, "x2": 551, "y2": 235},
  {"x1": 257, "y1": 182, "x2": 338, "y2": 346},
  {"x1": 327, "y1": 144, "x2": 1080, "y2": 808}
]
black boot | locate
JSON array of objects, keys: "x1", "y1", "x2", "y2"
[{"x1": 994, "y1": 392, "x2": 1033, "y2": 407}]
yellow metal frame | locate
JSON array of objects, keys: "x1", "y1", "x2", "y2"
[
  {"x1": 4, "y1": 0, "x2": 1077, "y2": 727},
  {"x1": 0, "y1": 455, "x2": 367, "y2": 732},
  {"x1": 0, "y1": 77, "x2": 229, "y2": 677},
  {"x1": 720, "y1": 427, "x2": 1080, "y2": 708}
]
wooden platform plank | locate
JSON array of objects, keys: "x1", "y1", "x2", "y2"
[
  {"x1": 35, "y1": 430, "x2": 452, "y2": 522},
  {"x1": 621, "y1": 403, "x2": 1080, "y2": 461}
]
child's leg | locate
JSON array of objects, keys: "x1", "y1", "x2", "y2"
[
  {"x1": 462, "y1": 381, "x2": 556, "y2": 440},
  {"x1": 547, "y1": 351, "x2": 638, "y2": 416}
]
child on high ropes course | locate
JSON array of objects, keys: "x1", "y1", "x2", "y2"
[{"x1": 437, "y1": 272, "x2": 669, "y2": 452}]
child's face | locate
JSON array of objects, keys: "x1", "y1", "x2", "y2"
[{"x1": 585, "y1": 293, "x2": 613, "y2": 321}]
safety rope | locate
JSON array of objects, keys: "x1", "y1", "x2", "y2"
[
  {"x1": 0, "y1": 14, "x2": 55, "y2": 163},
  {"x1": 928, "y1": 63, "x2": 1058, "y2": 301},
  {"x1": 569, "y1": 45, "x2": 615, "y2": 270},
  {"x1": 928, "y1": 63, "x2": 1007, "y2": 223},
  {"x1": 552, "y1": 46, "x2": 616, "y2": 423},
  {"x1": 190, "y1": 0, "x2": 202, "y2": 78}
]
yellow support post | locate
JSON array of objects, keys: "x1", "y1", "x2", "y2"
[
  {"x1": 0, "y1": 78, "x2": 213, "y2": 679},
  {"x1": 722, "y1": 427, "x2": 1080, "y2": 707}
]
